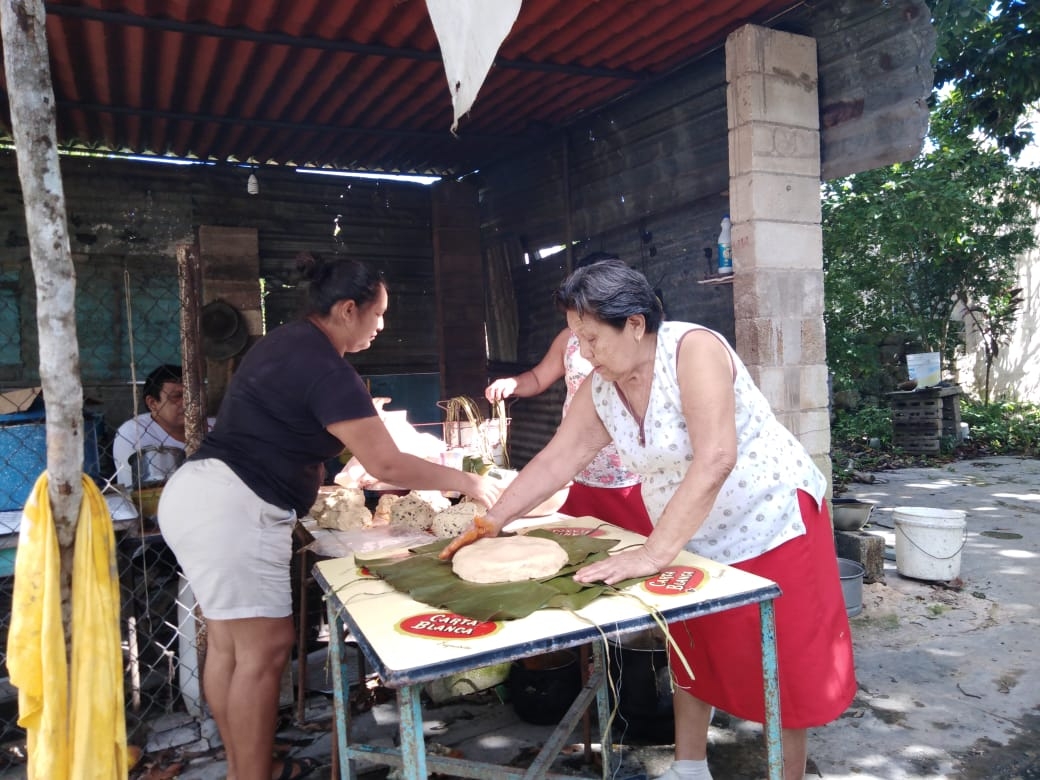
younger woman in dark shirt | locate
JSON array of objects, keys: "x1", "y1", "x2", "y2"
[{"x1": 159, "y1": 254, "x2": 502, "y2": 780}]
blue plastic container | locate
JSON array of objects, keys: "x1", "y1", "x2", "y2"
[{"x1": 0, "y1": 410, "x2": 103, "y2": 511}]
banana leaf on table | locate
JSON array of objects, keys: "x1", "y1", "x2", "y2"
[{"x1": 360, "y1": 529, "x2": 643, "y2": 621}]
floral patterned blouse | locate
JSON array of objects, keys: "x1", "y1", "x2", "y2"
[
  {"x1": 589, "y1": 322, "x2": 827, "y2": 564},
  {"x1": 562, "y1": 332, "x2": 641, "y2": 488}
]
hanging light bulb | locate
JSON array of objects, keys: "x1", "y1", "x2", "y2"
[{"x1": 247, "y1": 172, "x2": 259, "y2": 195}]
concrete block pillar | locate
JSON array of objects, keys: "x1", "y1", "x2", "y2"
[{"x1": 725, "y1": 24, "x2": 831, "y2": 485}]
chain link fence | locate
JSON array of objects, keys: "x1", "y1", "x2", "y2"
[{"x1": 0, "y1": 256, "x2": 206, "y2": 772}]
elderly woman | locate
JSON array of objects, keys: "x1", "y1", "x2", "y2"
[
  {"x1": 447, "y1": 259, "x2": 855, "y2": 780},
  {"x1": 160, "y1": 254, "x2": 503, "y2": 780}
]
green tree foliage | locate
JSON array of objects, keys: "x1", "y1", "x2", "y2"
[
  {"x1": 823, "y1": 99, "x2": 1039, "y2": 395},
  {"x1": 930, "y1": 0, "x2": 1040, "y2": 156},
  {"x1": 826, "y1": 2, "x2": 1040, "y2": 475}
]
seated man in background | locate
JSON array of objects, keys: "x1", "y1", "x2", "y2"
[{"x1": 112, "y1": 364, "x2": 211, "y2": 488}]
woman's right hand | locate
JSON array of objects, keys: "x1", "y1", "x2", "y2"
[{"x1": 485, "y1": 377, "x2": 519, "y2": 403}]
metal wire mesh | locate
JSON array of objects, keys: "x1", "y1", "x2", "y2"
[{"x1": 0, "y1": 256, "x2": 204, "y2": 770}]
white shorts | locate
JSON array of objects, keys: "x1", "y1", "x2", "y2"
[{"x1": 158, "y1": 458, "x2": 296, "y2": 620}]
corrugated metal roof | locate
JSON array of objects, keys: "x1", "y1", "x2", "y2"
[{"x1": 0, "y1": 0, "x2": 807, "y2": 175}]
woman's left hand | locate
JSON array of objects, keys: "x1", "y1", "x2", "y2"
[{"x1": 573, "y1": 545, "x2": 668, "y2": 586}]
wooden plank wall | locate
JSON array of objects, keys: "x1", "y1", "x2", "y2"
[
  {"x1": 431, "y1": 181, "x2": 484, "y2": 403},
  {"x1": 479, "y1": 51, "x2": 735, "y2": 466},
  {"x1": 0, "y1": 154, "x2": 436, "y2": 433},
  {"x1": 815, "y1": 0, "x2": 934, "y2": 179}
]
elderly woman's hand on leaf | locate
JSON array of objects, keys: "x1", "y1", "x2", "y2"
[{"x1": 572, "y1": 545, "x2": 670, "y2": 586}]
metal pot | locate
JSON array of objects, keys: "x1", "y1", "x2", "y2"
[
  {"x1": 838, "y1": 557, "x2": 865, "y2": 616},
  {"x1": 608, "y1": 629, "x2": 675, "y2": 740},
  {"x1": 129, "y1": 445, "x2": 185, "y2": 487},
  {"x1": 508, "y1": 650, "x2": 581, "y2": 725},
  {"x1": 831, "y1": 498, "x2": 874, "y2": 531}
]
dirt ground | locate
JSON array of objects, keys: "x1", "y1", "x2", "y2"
[
  {"x1": 172, "y1": 456, "x2": 1040, "y2": 780},
  {"x1": 12, "y1": 456, "x2": 1032, "y2": 780},
  {"x1": 777, "y1": 456, "x2": 1040, "y2": 779},
  {"x1": 625, "y1": 455, "x2": 1040, "y2": 779}
]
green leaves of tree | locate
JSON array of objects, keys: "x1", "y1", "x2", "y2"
[
  {"x1": 929, "y1": 0, "x2": 1040, "y2": 155},
  {"x1": 823, "y1": 94, "x2": 1039, "y2": 395}
]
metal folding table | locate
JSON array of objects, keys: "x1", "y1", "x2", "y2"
[{"x1": 314, "y1": 515, "x2": 785, "y2": 779}]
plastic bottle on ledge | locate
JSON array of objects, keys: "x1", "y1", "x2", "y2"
[{"x1": 717, "y1": 214, "x2": 733, "y2": 275}]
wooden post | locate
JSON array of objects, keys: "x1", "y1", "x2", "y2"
[
  {"x1": 1, "y1": 0, "x2": 84, "y2": 650},
  {"x1": 176, "y1": 244, "x2": 208, "y2": 454},
  {"x1": 175, "y1": 243, "x2": 209, "y2": 695}
]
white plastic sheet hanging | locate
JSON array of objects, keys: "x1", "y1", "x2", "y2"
[{"x1": 425, "y1": 0, "x2": 522, "y2": 134}]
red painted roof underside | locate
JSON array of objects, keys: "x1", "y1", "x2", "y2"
[{"x1": 1, "y1": 0, "x2": 807, "y2": 175}]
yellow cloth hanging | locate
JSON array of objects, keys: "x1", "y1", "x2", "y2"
[
  {"x1": 7, "y1": 474, "x2": 67, "y2": 778},
  {"x1": 7, "y1": 473, "x2": 128, "y2": 780}
]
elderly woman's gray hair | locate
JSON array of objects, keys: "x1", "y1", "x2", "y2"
[{"x1": 554, "y1": 259, "x2": 664, "y2": 333}]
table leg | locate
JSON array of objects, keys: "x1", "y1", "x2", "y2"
[
  {"x1": 760, "y1": 599, "x2": 783, "y2": 779},
  {"x1": 397, "y1": 684, "x2": 428, "y2": 779},
  {"x1": 116, "y1": 537, "x2": 143, "y2": 712},
  {"x1": 574, "y1": 642, "x2": 618, "y2": 773},
  {"x1": 327, "y1": 599, "x2": 355, "y2": 780},
  {"x1": 579, "y1": 643, "x2": 592, "y2": 763},
  {"x1": 592, "y1": 641, "x2": 615, "y2": 779},
  {"x1": 296, "y1": 547, "x2": 308, "y2": 724}
]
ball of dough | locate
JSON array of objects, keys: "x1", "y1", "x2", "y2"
[
  {"x1": 389, "y1": 492, "x2": 437, "y2": 533},
  {"x1": 309, "y1": 487, "x2": 369, "y2": 530},
  {"x1": 372, "y1": 493, "x2": 401, "y2": 524},
  {"x1": 431, "y1": 501, "x2": 487, "y2": 538},
  {"x1": 409, "y1": 489, "x2": 452, "y2": 513},
  {"x1": 452, "y1": 535, "x2": 569, "y2": 583},
  {"x1": 316, "y1": 503, "x2": 372, "y2": 531}
]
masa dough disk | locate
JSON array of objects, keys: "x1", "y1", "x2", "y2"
[{"x1": 452, "y1": 535, "x2": 568, "y2": 584}]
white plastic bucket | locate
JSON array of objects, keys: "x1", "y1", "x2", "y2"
[
  {"x1": 906, "y1": 352, "x2": 941, "y2": 387},
  {"x1": 893, "y1": 507, "x2": 967, "y2": 581}
]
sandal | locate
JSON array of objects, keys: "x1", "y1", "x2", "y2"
[{"x1": 273, "y1": 756, "x2": 320, "y2": 780}]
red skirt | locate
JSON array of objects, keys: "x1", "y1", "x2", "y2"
[
  {"x1": 666, "y1": 489, "x2": 856, "y2": 727},
  {"x1": 559, "y1": 482, "x2": 654, "y2": 536}
]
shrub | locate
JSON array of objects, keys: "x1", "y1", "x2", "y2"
[
  {"x1": 828, "y1": 398, "x2": 1039, "y2": 493},
  {"x1": 959, "y1": 399, "x2": 1040, "y2": 457},
  {"x1": 831, "y1": 404, "x2": 893, "y2": 449}
]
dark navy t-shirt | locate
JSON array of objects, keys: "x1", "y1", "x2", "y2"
[{"x1": 193, "y1": 319, "x2": 377, "y2": 516}]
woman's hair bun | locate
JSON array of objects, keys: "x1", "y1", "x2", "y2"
[{"x1": 295, "y1": 251, "x2": 321, "y2": 280}]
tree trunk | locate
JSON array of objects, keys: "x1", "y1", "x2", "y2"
[{"x1": 1, "y1": 0, "x2": 84, "y2": 651}]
